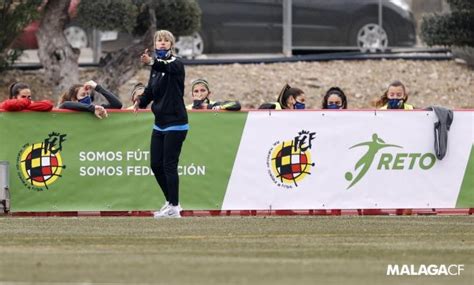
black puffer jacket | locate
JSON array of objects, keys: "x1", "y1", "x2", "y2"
[{"x1": 139, "y1": 56, "x2": 188, "y2": 128}]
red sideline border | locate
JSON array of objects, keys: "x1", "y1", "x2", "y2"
[
  {"x1": 4, "y1": 208, "x2": 473, "y2": 217},
  {"x1": 2, "y1": 109, "x2": 474, "y2": 113}
]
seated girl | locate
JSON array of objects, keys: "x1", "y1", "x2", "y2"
[
  {"x1": 59, "y1": 80, "x2": 122, "y2": 118},
  {"x1": 321, "y1": 87, "x2": 348, "y2": 109},
  {"x1": 258, "y1": 84, "x2": 306, "y2": 110},
  {"x1": 374, "y1": 80, "x2": 414, "y2": 110},
  {"x1": 186, "y1": 79, "x2": 241, "y2": 111},
  {"x1": 0, "y1": 82, "x2": 53, "y2": 112}
]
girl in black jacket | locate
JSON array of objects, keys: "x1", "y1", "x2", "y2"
[
  {"x1": 134, "y1": 30, "x2": 188, "y2": 219},
  {"x1": 59, "y1": 80, "x2": 122, "y2": 118}
]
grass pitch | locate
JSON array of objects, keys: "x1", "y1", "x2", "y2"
[{"x1": 0, "y1": 216, "x2": 472, "y2": 285}]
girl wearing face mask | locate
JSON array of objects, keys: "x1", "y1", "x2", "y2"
[
  {"x1": 322, "y1": 87, "x2": 348, "y2": 110},
  {"x1": 134, "y1": 30, "x2": 188, "y2": 219},
  {"x1": 59, "y1": 80, "x2": 122, "y2": 119},
  {"x1": 259, "y1": 84, "x2": 306, "y2": 110},
  {"x1": 186, "y1": 78, "x2": 241, "y2": 111},
  {"x1": 0, "y1": 82, "x2": 53, "y2": 112},
  {"x1": 375, "y1": 80, "x2": 414, "y2": 110}
]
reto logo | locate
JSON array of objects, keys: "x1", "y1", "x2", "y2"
[{"x1": 345, "y1": 133, "x2": 437, "y2": 189}]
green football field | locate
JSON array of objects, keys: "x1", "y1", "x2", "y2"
[{"x1": 0, "y1": 216, "x2": 472, "y2": 285}]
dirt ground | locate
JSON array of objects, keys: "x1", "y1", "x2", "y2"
[{"x1": 1, "y1": 59, "x2": 473, "y2": 109}]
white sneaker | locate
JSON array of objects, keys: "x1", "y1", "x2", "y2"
[
  {"x1": 160, "y1": 201, "x2": 170, "y2": 211},
  {"x1": 153, "y1": 201, "x2": 170, "y2": 217},
  {"x1": 154, "y1": 205, "x2": 181, "y2": 219},
  {"x1": 159, "y1": 202, "x2": 182, "y2": 212}
]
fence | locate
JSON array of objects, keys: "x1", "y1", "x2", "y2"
[{"x1": 0, "y1": 110, "x2": 472, "y2": 212}]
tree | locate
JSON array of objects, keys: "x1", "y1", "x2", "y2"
[
  {"x1": 34, "y1": 0, "x2": 200, "y2": 95},
  {"x1": 421, "y1": 0, "x2": 474, "y2": 47},
  {"x1": 0, "y1": 0, "x2": 41, "y2": 72},
  {"x1": 76, "y1": 0, "x2": 201, "y2": 93},
  {"x1": 36, "y1": 0, "x2": 80, "y2": 96}
]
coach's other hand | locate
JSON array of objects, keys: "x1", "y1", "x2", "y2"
[{"x1": 141, "y1": 49, "x2": 152, "y2": 65}]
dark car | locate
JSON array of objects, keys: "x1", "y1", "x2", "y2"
[
  {"x1": 180, "y1": 0, "x2": 416, "y2": 54},
  {"x1": 15, "y1": 0, "x2": 416, "y2": 56}
]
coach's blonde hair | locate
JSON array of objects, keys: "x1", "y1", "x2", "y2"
[{"x1": 154, "y1": 30, "x2": 176, "y2": 55}]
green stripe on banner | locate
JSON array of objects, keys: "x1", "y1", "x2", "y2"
[
  {"x1": 456, "y1": 145, "x2": 474, "y2": 208},
  {"x1": 0, "y1": 112, "x2": 247, "y2": 212},
  {"x1": 183, "y1": 112, "x2": 247, "y2": 210}
]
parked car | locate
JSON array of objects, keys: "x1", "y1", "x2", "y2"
[
  {"x1": 179, "y1": 0, "x2": 416, "y2": 54},
  {"x1": 14, "y1": 0, "x2": 416, "y2": 55}
]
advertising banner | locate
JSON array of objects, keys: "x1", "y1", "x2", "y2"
[
  {"x1": 223, "y1": 111, "x2": 473, "y2": 210},
  {"x1": 0, "y1": 110, "x2": 472, "y2": 211},
  {"x1": 0, "y1": 111, "x2": 246, "y2": 211}
]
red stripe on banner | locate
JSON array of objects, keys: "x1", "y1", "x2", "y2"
[{"x1": 4, "y1": 208, "x2": 473, "y2": 217}]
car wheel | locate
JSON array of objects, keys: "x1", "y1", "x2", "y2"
[
  {"x1": 351, "y1": 18, "x2": 391, "y2": 53},
  {"x1": 176, "y1": 32, "x2": 205, "y2": 58},
  {"x1": 64, "y1": 26, "x2": 88, "y2": 49}
]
